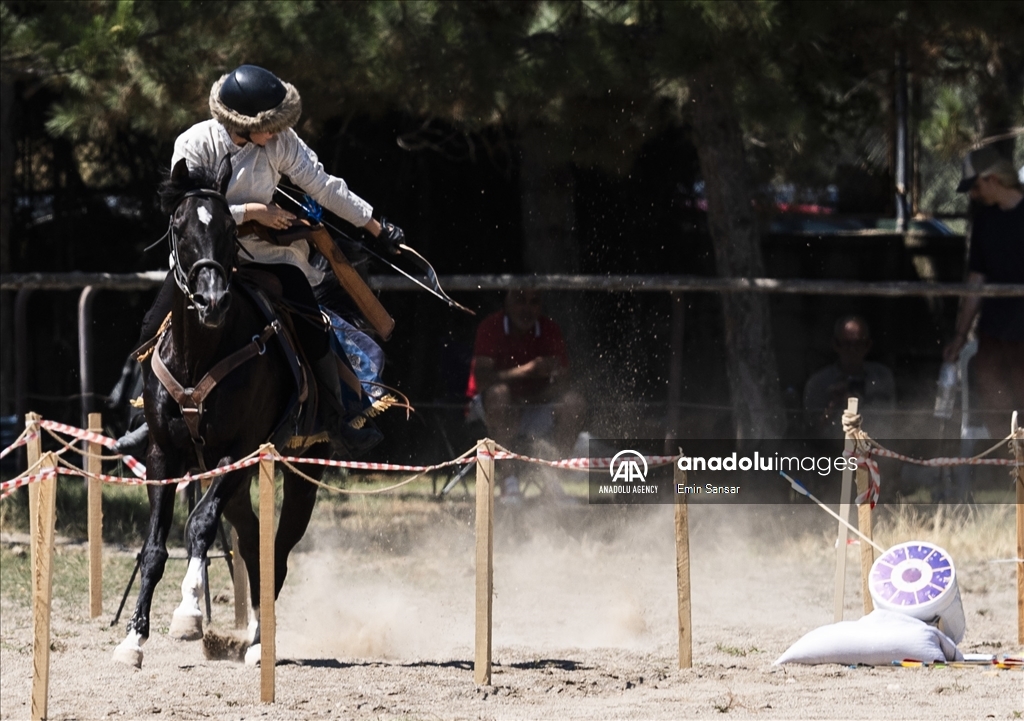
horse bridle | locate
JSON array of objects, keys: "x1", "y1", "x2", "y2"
[
  {"x1": 154, "y1": 187, "x2": 283, "y2": 471},
  {"x1": 168, "y1": 189, "x2": 233, "y2": 306}
]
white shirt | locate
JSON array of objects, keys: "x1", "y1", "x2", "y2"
[{"x1": 171, "y1": 120, "x2": 373, "y2": 284}]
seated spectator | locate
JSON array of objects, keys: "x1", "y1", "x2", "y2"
[
  {"x1": 804, "y1": 316, "x2": 896, "y2": 439},
  {"x1": 466, "y1": 289, "x2": 586, "y2": 496}
]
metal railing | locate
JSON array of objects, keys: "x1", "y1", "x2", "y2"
[{"x1": 3, "y1": 271, "x2": 1024, "y2": 432}]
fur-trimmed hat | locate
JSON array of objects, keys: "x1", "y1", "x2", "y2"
[{"x1": 209, "y1": 65, "x2": 301, "y2": 135}]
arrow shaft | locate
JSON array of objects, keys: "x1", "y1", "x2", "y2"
[{"x1": 781, "y1": 472, "x2": 885, "y2": 553}]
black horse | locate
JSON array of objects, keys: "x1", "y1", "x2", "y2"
[{"x1": 113, "y1": 158, "x2": 331, "y2": 667}]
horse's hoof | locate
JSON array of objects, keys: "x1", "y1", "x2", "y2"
[
  {"x1": 169, "y1": 608, "x2": 204, "y2": 640},
  {"x1": 244, "y1": 643, "x2": 261, "y2": 667},
  {"x1": 112, "y1": 641, "x2": 143, "y2": 668}
]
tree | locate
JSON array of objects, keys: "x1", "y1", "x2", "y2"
[
  {"x1": 3, "y1": 0, "x2": 1019, "y2": 434},
  {"x1": 637, "y1": 1, "x2": 788, "y2": 440},
  {"x1": 0, "y1": 1, "x2": 241, "y2": 267}
]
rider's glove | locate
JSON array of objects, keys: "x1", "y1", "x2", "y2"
[{"x1": 376, "y1": 217, "x2": 405, "y2": 255}]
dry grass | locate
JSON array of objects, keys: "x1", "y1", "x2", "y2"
[
  {"x1": 870, "y1": 503, "x2": 1016, "y2": 562},
  {"x1": 0, "y1": 481, "x2": 189, "y2": 545},
  {"x1": 0, "y1": 544, "x2": 145, "y2": 608},
  {"x1": 768, "y1": 502, "x2": 1017, "y2": 565}
]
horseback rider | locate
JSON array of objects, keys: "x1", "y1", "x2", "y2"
[{"x1": 117, "y1": 64, "x2": 401, "y2": 457}]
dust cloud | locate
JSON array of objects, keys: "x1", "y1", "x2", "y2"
[{"x1": 272, "y1": 500, "x2": 841, "y2": 662}]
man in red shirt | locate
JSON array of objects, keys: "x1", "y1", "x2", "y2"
[{"x1": 466, "y1": 290, "x2": 586, "y2": 494}]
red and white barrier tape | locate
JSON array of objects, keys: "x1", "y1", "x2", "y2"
[
  {"x1": 0, "y1": 467, "x2": 57, "y2": 499},
  {"x1": 843, "y1": 442, "x2": 1022, "y2": 509},
  {"x1": 1, "y1": 438, "x2": 679, "y2": 498},
  {"x1": 844, "y1": 451, "x2": 881, "y2": 509},
  {"x1": 0, "y1": 447, "x2": 475, "y2": 498},
  {"x1": 39, "y1": 420, "x2": 147, "y2": 478},
  {"x1": 0, "y1": 456, "x2": 266, "y2": 498},
  {"x1": 28, "y1": 415, "x2": 1014, "y2": 502},
  {"x1": 72, "y1": 454, "x2": 262, "y2": 487},
  {"x1": 0, "y1": 430, "x2": 38, "y2": 460},
  {"x1": 3, "y1": 447, "x2": 471, "y2": 496},
  {"x1": 0, "y1": 467, "x2": 128, "y2": 499}
]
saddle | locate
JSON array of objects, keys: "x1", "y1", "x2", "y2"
[{"x1": 234, "y1": 268, "x2": 388, "y2": 453}]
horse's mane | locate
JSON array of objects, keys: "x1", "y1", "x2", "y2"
[{"x1": 158, "y1": 164, "x2": 220, "y2": 215}]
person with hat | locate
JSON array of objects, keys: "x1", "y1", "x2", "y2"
[
  {"x1": 943, "y1": 145, "x2": 1024, "y2": 430},
  {"x1": 179, "y1": 64, "x2": 403, "y2": 275},
  {"x1": 119, "y1": 65, "x2": 399, "y2": 457}
]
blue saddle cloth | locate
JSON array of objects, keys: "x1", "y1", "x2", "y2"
[{"x1": 324, "y1": 309, "x2": 386, "y2": 415}]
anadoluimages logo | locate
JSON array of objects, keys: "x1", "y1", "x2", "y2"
[{"x1": 609, "y1": 450, "x2": 648, "y2": 483}]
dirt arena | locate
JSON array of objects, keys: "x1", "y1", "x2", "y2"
[{"x1": 1, "y1": 490, "x2": 1021, "y2": 721}]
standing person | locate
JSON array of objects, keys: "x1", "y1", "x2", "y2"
[
  {"x1": 803, "y1": 316, "x2": 896, "y2": 439},
  {"x1": 466, "y1": 289, "x2": 586, "y2": 496},
  {"x1": 943, "y1": 146, "x2": 1024, "y2": 432},
  {"x1": 117, "y1": 64, "x2": 402, "y2": 457}
]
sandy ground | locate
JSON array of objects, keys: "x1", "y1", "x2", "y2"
[{"x1": 1, "y1": 498, "x2": 1021, "y2": 721}]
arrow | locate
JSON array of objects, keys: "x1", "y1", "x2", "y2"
[{"x1": 780, "y1": 471, "x2": 885, "y2": 553}]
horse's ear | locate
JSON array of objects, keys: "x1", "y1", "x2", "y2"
[
  {"x1": 171, "y1": 158, "x2": 190, "y2": 184},
  {"x1": 216, "y1": 155, "x2": 232, "y2": 197}
]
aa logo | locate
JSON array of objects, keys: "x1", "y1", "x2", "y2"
[{"x1": 609, "y1": 450, "x2": 648, "y2": 483}]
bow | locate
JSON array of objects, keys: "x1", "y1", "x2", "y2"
[
  {"x1": 359, "y1": 241, "x2": 475, "y2": 316},
  {"x1": 275, "y1": 186, "x2": 475, "y2": 316}
]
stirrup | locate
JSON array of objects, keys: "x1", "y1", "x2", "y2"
[
  {"x1": 328, "y1": 419, "x2": 383, "y2": 459},
  {"x1": 336, "y1": 422, "x2": 383, "y2": 458}
]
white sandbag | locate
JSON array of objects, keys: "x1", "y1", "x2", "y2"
[{"x1": 774, "y1": 609, "x2": 963, "y2": 666}]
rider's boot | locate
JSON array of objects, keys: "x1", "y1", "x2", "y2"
[
  {"x1": 312, "y1": 356, "x2": 383, "y2": 458},
  {"x1": 115, "y1": 422, "x2": 150, "y2": 458},
  {"x1": 112, "y1": 354, "x2": 150, "y2": 458}
]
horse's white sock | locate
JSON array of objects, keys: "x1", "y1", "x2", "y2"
[{"x1": 169, "y1": 557, "x2": 205, "y2": 639}]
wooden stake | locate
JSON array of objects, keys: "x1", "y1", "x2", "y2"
[
  {"x1": 25, "y1": 412, "x2": 42, "y2": 467},
  {"x1": 87, "y1": 412, "x2": 103, "y2": 618},
  {"x1": 31, "y1": 452, "x2": 58, "y2": 721},
  {"x1": 855, "y1": 464, "x2": 874, "y2": 615},
  {"x1": 673, "y1": 458, "x2": 692, "y2": 668},
  {"x1": 1012, "y1": 412, "x2": 1023, "y2": 645},
  {"x1": 232, "y1": 527, "x2": 248, "y2": 630},
  {"x1": 474, "y1": 440, "x2": 495, "y2": 686},
  {"x1": 258, "y1": 444, "x2": 276, "y2": 703},
  {"x1": 833, "y1": 397, "x2": 858, "y2": 622},
  {"x1": 26, "y1": 412, "x2": 42, "y2": 599}
]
